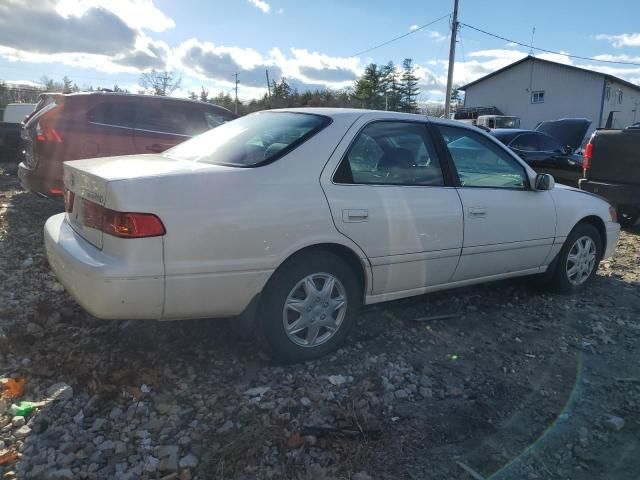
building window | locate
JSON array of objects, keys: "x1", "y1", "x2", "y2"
[
  {"x1": 531, "y1": 91, "x2": 545, "y2": 104},
  {"x1": 617, "y1": 90, "x2": 623, "y2": 104},
  {"x1": 605, "y1": 86, "x2": 611, "y2": 101}
]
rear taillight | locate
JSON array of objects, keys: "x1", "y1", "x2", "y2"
[
  {"x1": 82, "y1": 199, "x2": 165, "y2": 238},
  {"x1": 609, "y1": 206, "x2": 618, "y2": 223},
  {"x1": 583, "y1": 143, "x2": 593, "y2": 172},
  {"x1": 64, "y1": 190, "x2": 75, "y2": 212},
  {"x1": 35, "y1": 104, "x2": 63, "y2": 143}
]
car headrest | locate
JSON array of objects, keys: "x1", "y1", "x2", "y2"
[
  {"x1": 264, "y1": 142, "x2": 288, "y2": 159},
  {"x1": 377, "y1": 148, "x2": 415, "y2": 173}
]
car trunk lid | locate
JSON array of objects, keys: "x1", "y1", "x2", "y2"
[{"x1": 63, "y1": 154, "x2": 220, "y2": 248}]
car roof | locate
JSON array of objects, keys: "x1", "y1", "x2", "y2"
[
  {"x1": 269, "y1": 108, "x2": 488, "y2": 130},
  {"x1": 61, "y1": 92, "x2": 235, "y2": 113}
]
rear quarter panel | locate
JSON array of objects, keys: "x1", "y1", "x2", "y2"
[{"x1": 106, "y1": 114, "x2": 369, "y2": 319}]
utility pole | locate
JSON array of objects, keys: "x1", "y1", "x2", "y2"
[
  {"x1": 444, "y1": 0, "x2": 459, "y2": 119},
  {"x1": 265, "y1": 69, "x2": 271, "y2": 99},
  {"x1": 233, "y1": 72, "x2": 239, "y2": 115}
]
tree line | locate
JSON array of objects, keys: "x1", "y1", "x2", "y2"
[{"x1": 1, "y1": 57, "x2": 459, "y2": 117}]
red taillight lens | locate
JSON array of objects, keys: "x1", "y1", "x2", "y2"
[
  {"x1": 35, "y1": 104, "x2": 63, "y2": 143},
  {"x1": 583, "y1": 143, "x2": 593, "y2": 171},
  {"x1": 64, "y1": 190, "x2": 75, "y2": 212},
  {"x1": 81, "y1": 199, "x2": 165, "y2": 238}
]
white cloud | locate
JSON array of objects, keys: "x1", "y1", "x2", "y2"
[
  {"x1": 55, "y1": 0, "x2": 175, "y2": 32},
  {"x1": 428, "y1": 31, "x2": 447, "y2": 42},
  {"x1": 409, "y1": 25, "x2": 419, "y2": 31},
  {"x1": 596, "y1": 33, "x2": 640, "y2": 48},
  {"x1": 593, "y1": 53, "x2": 640, "y2": 63},
  {"x1": 247, "y1": 0, "x2": 270, "y2": 13}
]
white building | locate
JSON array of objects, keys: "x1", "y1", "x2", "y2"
[{"x1": 460, "y1": 56, "x2": 640, "y2": 137}]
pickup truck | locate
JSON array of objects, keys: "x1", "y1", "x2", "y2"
[
  {"x1": 0, "y1": 103, "x2": 36, "y2": 162},
  {"x1": 579, "y1": 128, "x2": 640, "y2": 228}
]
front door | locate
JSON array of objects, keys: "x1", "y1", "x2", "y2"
[
  {"x1": 321, "y1": 119, "x2": 463, "y2": 296},
  {"x1": 435, "y1": 125, "x2": 556, "y2": 282}
]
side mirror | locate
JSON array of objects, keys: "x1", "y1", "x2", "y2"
[{"x1": 534, "y1": 173, "x2": 555, "y2": 191}]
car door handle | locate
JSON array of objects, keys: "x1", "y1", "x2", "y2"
[
  {"x1": 468, "y1": 207, "x2": 486, "y2": 218},
  {"x1": 343, "y1": 209, "x2": 369, "y2": 223}
]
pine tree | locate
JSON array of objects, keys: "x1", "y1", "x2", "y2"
[
  {"x1": 62, "y1": 76, "x2": 73, "y2": 94},
  {"x1": 380, "y1": 62, "x2": 402, "y2": 111},
  {"x1": 199, "y1": 86, "x2": 209, "y2": 102},
  {"x1": 399, "y1": 58, "x2": 420, "y2": 113},
  {"x1": 354, "y1": 63, "x2": 384, "y2": 109}
]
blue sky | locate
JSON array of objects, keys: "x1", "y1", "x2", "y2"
[{"x1": 1, "y1": 0, "x2": 639, "y2": 101}]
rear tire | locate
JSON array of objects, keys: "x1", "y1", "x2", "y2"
[
  {"x1": 549, "y1": 223, "x2": 602, "y2": 294},
  {"x1": 257, "y1": 251, "x2": 360, "y2": 363}
]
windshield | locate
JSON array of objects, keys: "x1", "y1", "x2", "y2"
[
  {"x1": 164, "y1": 111, "x2": 330, "y2": 167},
  {"x1": 495, "y1": 117, "x2": 521, "y2": 128}
]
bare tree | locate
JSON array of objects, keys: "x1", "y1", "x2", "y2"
[{"x1": 139, "y1": 70, "x2": 182, "y2": 96}]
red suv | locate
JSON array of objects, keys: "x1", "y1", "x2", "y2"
[{"x1": 18, "y1": 92, "x2": 236, "y2": 196}]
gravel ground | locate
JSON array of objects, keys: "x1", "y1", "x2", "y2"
[{"x1": 1, "y1": 162, "x2": 639, "y2": 480}]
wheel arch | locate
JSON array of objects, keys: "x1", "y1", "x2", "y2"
[
  {"x1": 576, "y1": 215, "x2": 607, "y2": 254},
  {"x1": 270, "y1": 242, "x2": 371, "y2": 301}
]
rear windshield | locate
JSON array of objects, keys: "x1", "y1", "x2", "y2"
[{"x1": 163, "y1": 111, "x2": 330, "y2": 167}]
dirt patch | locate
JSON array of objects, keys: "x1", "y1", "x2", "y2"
[{"x1": 1, "y1": 162, "x2": 639, "y2": 479}]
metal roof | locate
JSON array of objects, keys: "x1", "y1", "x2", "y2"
[{"x1": 459, "y1": 55, "x2": 640, "y2": 92}]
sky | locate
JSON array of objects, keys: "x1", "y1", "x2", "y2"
[{"x1": 1, "y1": 0, "x2": 640, "y2": 102}]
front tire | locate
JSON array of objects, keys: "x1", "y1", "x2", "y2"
[
  {"x1": 257, "y1": 252, "x2": 360, "y2": 363},
  {"x1": 550, "y1": 223, "x2": 602, "y2": 294}
]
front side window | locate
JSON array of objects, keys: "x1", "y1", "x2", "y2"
[
  {"x1": 531, "y1": 91, "x2": 545, "y2": 104},
  {"x1": 438, "y1": 125, "x2": 528, "y2": 189},
  {"x1": 334, "y1": 121, "x2": 444, "y2": 186},
  {"x1": 136, "y1": 104, "x2": 193, "y2": 136},
  {"x1": 164, "y1": 112, "x2": 330, "y2": 167}
]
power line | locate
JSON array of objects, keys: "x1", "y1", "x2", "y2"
[
  {"x1": 349, "y1": 12, "x2": 452, "y2": 58},
  {"x1": 460, "y1": 22, "x2": 640, "y2": 67}
]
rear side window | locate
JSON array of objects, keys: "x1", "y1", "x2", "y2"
[
  {"x1": 537, "y1": 133, "x2": 563, "y2": 152},
  {"x1": 334, "y1": 121, "x2": 444, "y2": 186},
  {"x1": 87, "y1": 102, "x2": 136, "y2": 129},
  {"x1": 164, "y1": 112, "x2": 330, "y2": 167},
  {"x1": 510, "y1": 133, "x2": 539, "y2": 152}
]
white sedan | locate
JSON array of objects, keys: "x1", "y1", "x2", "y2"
[{"x1": 44, "y1": 109, "x2": 620, "y2": 362}]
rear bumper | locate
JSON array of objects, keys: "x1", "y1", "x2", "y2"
[
  {"x1": 18, "y1": 161, "x2": 64, "y2": 196},
  {"x1": 579, "y1": 179, "x2": 640, "y2": 206},
  {"x1": 44, "y1": 213, "x2": 164, "y2": 319}
]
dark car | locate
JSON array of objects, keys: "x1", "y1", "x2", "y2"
[
  {"x1": 491, "y1": 119, "x2": 590, "y2": 186},
  {"x1": 18, "y1": 92, "x2": 236, "y2": 196}
]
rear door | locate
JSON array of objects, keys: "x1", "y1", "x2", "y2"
[
  {"x1": 436, "y1": 124, "x2": 556, "y2": 281},
  {"x1": 133, "y1": 102, "x2": 195, "y2": 153},
  {"x1": 84, "y1": 100, "x2": 136, "y2": 158},
  {"x1": 321, "y1": 118, "x2": 463, "y2": 296}
]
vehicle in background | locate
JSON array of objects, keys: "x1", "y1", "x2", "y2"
[
  {"x1": 477, "y1": 115, "x2": 521, "y2": 129},
  {"x1": 18, "y1": 92, "x2": 236, "y2": 196},
  {"x1": 627, "y1": 122, "x2": 640, "y2": 129},
  {"x1": 0, "y1": 103, "x2": 36, "y2": 162},
  {"x1": 43, "y1": 108, "x2": 619, "y2": 362},
  {"x1": 580, "y1": 128, "x2": 640, "y2": 228},
  {"x1": 491, "y1": 119, "x2": 591, "y2": 187}
]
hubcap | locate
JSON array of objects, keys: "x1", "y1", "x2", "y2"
[
  {"x1": 566, "y1": 236, "x2": 597, "y2": 286},
  {"x1": 282, "y1": 273, "x2": 347, "y2": 347}
]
